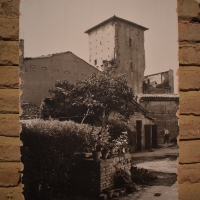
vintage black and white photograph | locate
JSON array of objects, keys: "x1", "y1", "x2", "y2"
[{"x1": 19, "y1": 0, "x2": 179, "y2": 199}]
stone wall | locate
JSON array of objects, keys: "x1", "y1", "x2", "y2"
[
  {"x1": 129, "y1": 112, "x2": 154, "y2": 151},
  {"x1": 178, "y1": 0, "x2": 200, "y2": 199},
  {"x1": 0, "y1": 0, "x2": 24, "y2": 199},
  {"x1": 100, "y1": 154, "x2": 131, "y2": 192},
  {"x1": 77, "y1": 154, "x2": 131, "y2": 195},
  {"x1": 140, "y1": 98, "x2": 179, "y2": 144},
  {"x1": 87, "y1": 20, "x2": 116, "y2": 71},
  {"x1": 115, "y1": 20, "x2": 146, "y2": 94},
  {"x1": 143, "y1": 70, "x2": 174, "y2": 94},
  {"x1": 86, "y1": 17, "x2": 147, "y2": 94},
  {"x1": 21, "y1": 52, "x2": 99, "y2": 107}
]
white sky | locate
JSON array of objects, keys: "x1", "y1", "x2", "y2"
[{"x1": 20, "y1": 0, "x2": 179, "y2": 93}]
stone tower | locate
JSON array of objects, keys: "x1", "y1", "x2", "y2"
[{"x1": 85, "y1": 16, "x2": 148, "y2": 94}]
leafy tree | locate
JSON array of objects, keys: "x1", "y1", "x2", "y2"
[{"x1": 48, "y1": 73, "x2": 135, "y2": 126}]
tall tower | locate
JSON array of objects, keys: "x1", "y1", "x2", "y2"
[{"x1": 85, "y1": 16, "x2": 148, "y2": 94}]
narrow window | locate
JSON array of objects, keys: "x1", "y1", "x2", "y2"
[
  {"x1": 94, "y1": 59, "x2": 97, "y2": 65},
  {"x1": 130, "y1": 61, "x2": 133, "y2": 70},
  {"x1": 129, "y1": 38, "x2": 132, "y2": 47}
]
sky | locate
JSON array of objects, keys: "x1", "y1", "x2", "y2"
[{"x1": 20, "y1": 0, "x2": 179, "y2": 93}]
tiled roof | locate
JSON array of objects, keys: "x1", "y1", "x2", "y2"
[
  {"x1": 24, "y1": 51, "x2": 71, "y2": 59},
  {"x1": 144, "y1": 69, "x2": 173, "y2": 78},
  {"x1": 132, "y1": 100, "x2": 148, "y2": 113},
  {"x1": 135, "y1": 93, "x2": 179, "y2": 99},
  {"x1": 85, "y1": 15, "x2": 148, "y2": 34},
  {"x1": 24, "y1": 51, "x2": 100, "y2": 72}
]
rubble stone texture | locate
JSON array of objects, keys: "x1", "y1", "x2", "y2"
[
  {"x1": 0, "y1": 0, "x2": 23, "y2": 199},
  {"x1": 0, "y1": 0, "x2": 200, "y2": 199},
  {"x1": 178, "y1": 23, "x2": 200, "y2": 41},
  {"x1": 179, "y1": 115, "x2": 200, "y2": 140},
  {"x1": 0, "y1": 66, "x2": 19, "y2": 89},
  {"x1": 178, "y1": 0, "x2": 200, "y2": 199},
  {"x1": 77, "y1": 154, "x2": 131, "y2": 195},
  {"x1": 179, "y1": 66, "x2": 200, "y2": 90}
]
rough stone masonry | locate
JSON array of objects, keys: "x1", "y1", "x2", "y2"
[
  {"x1": 76, "y1": 154, "x2": 131, "y2": 195},
  {"x1": 0, "y1": 0, "x2": 23, "y2": 199},
  {"x1": 178, "y1": 0, "x2": 200, "y2": 200}
]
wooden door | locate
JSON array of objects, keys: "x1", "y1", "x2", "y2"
[
  {"x1": 152, "y1": 125, "x2": 157, "y2": 148},
  {"x1": 136, "y1": 120, "x2": 142, "y2": 151},
  {"x1": 145, "y1": 125, "x2": 151, "y2": 149}
]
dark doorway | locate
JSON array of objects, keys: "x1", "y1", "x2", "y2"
[
  {"x1": 145, "y1": 125, "x2": 151, "y2": 149},
  {"x1": 152, "y1": 125, "x2": 158, "y2": 148},
  {"x1": 136, "y1": 120, "x2": 142, "y2": 151}
]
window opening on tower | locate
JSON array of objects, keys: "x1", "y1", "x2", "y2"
[
  {"x1": 94, "y1": 59, "x2": 97, "y2": 65},
  {"x1": 129, "y1": 38, "x2": 132, "y2": 47}
]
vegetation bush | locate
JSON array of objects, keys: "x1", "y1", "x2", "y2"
[
  {"x1": 114, "y1": 166, "x2": 158, "y2": 194},
  {"x1": 131, "y1": 165, "x2": 157, "y2": 185},
  {"x1": 21, "y1": 119, "x2": 93, "y2": 200},
  {"x1": 20, "y1": 102, "x2": 40, "y2": 120},
  {"x1": 47, "y1": 73, "x2": 135, "y2": 125},
  {"x1": 114, "y1": 169, "x2": 136, "y2": 193},
  {"x1": 105, "y1": 118, "x2": 136, "y2": 146}
]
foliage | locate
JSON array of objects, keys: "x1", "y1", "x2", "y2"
[
  {"x1": 20, "y1": 102, "x2": 40, "y2": 120},
  {"x1": 85, "y1": 126, "x2": 110, "y2": 152},
  {"x1": 21, "y1": 119, "x2": 93, "y2": 200},
  {"x1": 131, "y1": 165, "x2": 157, "y2": 185},
  {"x1": 110, "y1": 131, "x2": 128, "y2": 149},
  {"x1": 105, "y1": 118, "x2": 136, "y2": 147},
  {"x1": 48, "y1": 73, "x2": 135, "y2": 125},
  {"x1": 114, "y1": 169, "x2": 136, "y2": 193}
]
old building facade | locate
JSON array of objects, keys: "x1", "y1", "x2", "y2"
[
  {"x1": 21, "y1": 51, "x2": 99, "y2": 106},
  {"x1": 136, "y1": 93, "x2": 179, "y2": 145},
  {"x1": 143, "y1": 69, "x2": 174, "y2": 94},
  {"x1": 85, "y1": 15, "x2": 148, "y2": 94},
  {"x1": 128, "y1": 101, "x2": 155, "y2": 152}
]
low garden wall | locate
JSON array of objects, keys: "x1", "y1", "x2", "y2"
[{"x1": 75, "y1": 154, "x2": 131, "y2": 195}]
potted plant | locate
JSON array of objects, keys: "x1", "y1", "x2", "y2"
[
  {"x1": 121, "y1": 131, "x2": 129, "y2": 153},
  {"x1": 101, "y1": 147, "x2": 109, "y2": 159},
  {"x1": 108, "y1": 140, "x2": 117, "y2": 156},
  {"x1": 89, "y1": 127, "x2": 102, "y2": 161},
  {"x1": 112, "y1": 131, "x2": 129, "y2": 155},
  {"x1": 87, "y1": 126, "x2": 110, "y2": 161},
  {"x1": 92, "y1": 145, "x2": 102, "y2": 162},
  {"x1": 100, "y1": 126, "x2": 111, "y2": 160}
]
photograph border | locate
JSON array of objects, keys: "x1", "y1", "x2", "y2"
[{"x1": 0, "y1": 0, "x2": 200, "y2": 199}]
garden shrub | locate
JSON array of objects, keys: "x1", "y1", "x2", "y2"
[
  {"x1": 131, "y1": 165, "x2": 157, "y2": 185},
  {"x1": 105, "y1": 118, "x2": 136, "y2": 146},
  {"x1": 21, "y1": 119, "x2": 93, "y2": 200},
  {"x1": 114, "y1": 169, "x2": 136, "y2": 193}
]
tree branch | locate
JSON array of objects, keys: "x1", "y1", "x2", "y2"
[{"x1": 81, "y1": 108, "x2": 90, "y2": 124}]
